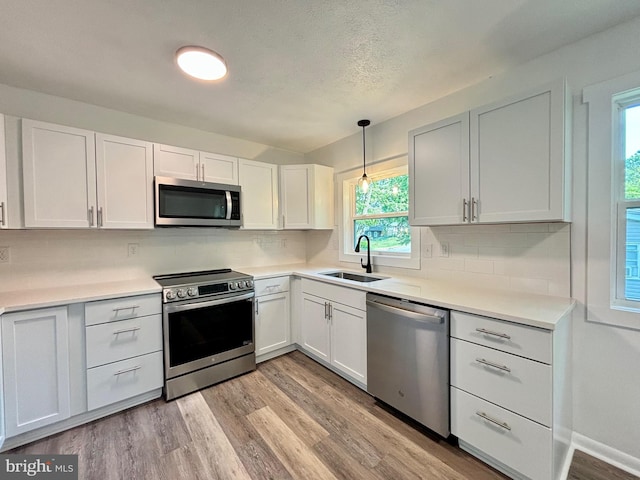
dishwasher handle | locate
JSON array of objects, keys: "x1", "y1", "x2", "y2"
[{"x1": 366, "y1": 299, "x2": 445, "y2": 324}]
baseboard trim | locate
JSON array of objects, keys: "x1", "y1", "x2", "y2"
[
  {"x1": 559, "y1": 444, "x2": 575, "y2": 480},
  {"x1": 571, "y1": 432, "x2": 640, "y2": 478}
]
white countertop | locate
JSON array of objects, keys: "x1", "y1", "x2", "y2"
[
  {"x1": 0, "y1": 265, "x2": 574, "y2": 330},
  {"x1": 239, "y1": 264, "x2": 575, "y2": 330},
  {"x1": 0, "y1": 277, "x2": 161, "y2": 314}
]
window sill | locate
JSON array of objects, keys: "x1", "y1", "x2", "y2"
[{"x1": 338, "y1": 251, "x2": 421, "y2": 270}]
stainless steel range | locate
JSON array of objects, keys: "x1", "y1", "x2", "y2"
[{"x1": 153, "y1": 269, "x2": 255, "y2": 400}]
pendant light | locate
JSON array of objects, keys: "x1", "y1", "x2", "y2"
[{"x1": 357, "y1": 119, "x2": 371, "y2": 193}]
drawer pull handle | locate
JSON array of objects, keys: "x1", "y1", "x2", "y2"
[
  {"x1": 475, "y1": 327, "x2": 511, "y2": 340},
  {"x1": 476, "y1": 411, "x2": 511, "y2": 431},
  {"x1": 113, "y1": 326, "x2": 141, "y2": 335},
  {"x1": 476, "y1": 358, "x2": 511, "y2": 373},
  {"x1": 113, "y1": 365, "x2": 141, "y2": 376},
  {"x1": 113, "y1": 305, "x2": 140, "y2": 313}
]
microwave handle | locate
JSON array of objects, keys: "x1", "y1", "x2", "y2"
[{"x1": 225, "y1": 191, "x2": 232, "y2": 220}]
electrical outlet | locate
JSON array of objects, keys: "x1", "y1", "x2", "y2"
[
  {"x1": 423, "y1": 243, "x2": 432, "y2": 258},
  {"x1": 127, "y1": 243, "x2": 139, "y2": 257},
  {"x1": 0, "y1": 246, "x2": 9, "y2": 263},
  {"x1": 440, "y1": 242, "x2": 449, "y2": 257}
]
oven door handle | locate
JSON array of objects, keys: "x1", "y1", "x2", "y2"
[{"x1": 164, "y1": 291, "x2": 255, "y2": 314}]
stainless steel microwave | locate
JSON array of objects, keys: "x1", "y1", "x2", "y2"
[{"x1": 155, "y1": 176, "x2": 242, "y2": 227}]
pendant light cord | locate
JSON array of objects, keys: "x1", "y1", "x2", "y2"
[{"x1": 362, "y1": 124, "x2": 366, "y2": 174}]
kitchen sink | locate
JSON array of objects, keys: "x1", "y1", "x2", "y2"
[{"x1": 319, "y1": 271, "x2": 386, "y2": 283}]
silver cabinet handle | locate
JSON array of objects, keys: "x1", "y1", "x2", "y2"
[
  {"x1": 0, "y1": 201, "x2": 5, "y2": 226},
  {"x1": 328, "y1": 303, "x2": 333, "y2": 322},
  {"x1": 476, "y1": 411, "x2": 511, "y2": 431},
  {"x1": 471, "y1": 197, "x2": 478, "y2": 222},
  {"x1": 98, "y1": 207, "x2": 103, "y2": 227},
  {"x1": 476, "y1": 357, "x2": 511, "y2": 373},
  {"x1": 113, "y1": 305, "x2": 140, "y2": 313},
  {"x1": 113, "y1": 326, "x2": 140, "y2": 335},
  {"x1": 255, "y1": 298, "x2": 259, "y2": 315},
  {"x1": 114, "y1": 365, "x2": 141, "y2": 376},
  {"x1": 324, "y1": 302, "x2": 328, "y2": 319},
  {"x1": 475, "y1": 327, "x2": 511, "y2": 340},
  {"x1": 88, "y1": 206, "x2": 94, "y2": 226},
  {"x1": 195, "y1": 163, "x2": 200, "y2": 180},
  {"x1": 202, "y1": 164, "x2": 205, "y2": 180},
  {"x1": 463, "y1": 198, "x2": 468, "y2": 222}
]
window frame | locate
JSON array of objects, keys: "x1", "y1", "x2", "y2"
[
  {"x1": 584, "y1": 69, "x2": 640, "y2": 328},
  {"x1": 337, "y1": 157, "x2": 420, "y2": 270}
]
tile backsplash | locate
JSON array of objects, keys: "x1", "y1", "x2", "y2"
[
  {"x1": 0, "y1": 228, "x2": 306, "y2": 290},
  {"x1": 307, "y1": 223, "x2": 571, "y2": 297}
]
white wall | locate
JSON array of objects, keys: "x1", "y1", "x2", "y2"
[{"x1": 306, "y1": 15, "x2": 640, "y2": 463}]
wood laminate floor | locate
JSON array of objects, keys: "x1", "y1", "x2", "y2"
[{"x1": 10, "y1": 351, "x2": 639, "y2": 480}]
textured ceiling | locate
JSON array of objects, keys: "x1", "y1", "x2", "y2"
[{"x1": 1, "y1": 0, "x2": 639, "y2": 153}]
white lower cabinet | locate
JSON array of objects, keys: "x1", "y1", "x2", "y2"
[
  {"x1": 450, "y1": 311, "x2": 571, "y2": 480},
  {"x1": 255, "y1": 277, "x2": 291, "y2": 357},
  {"x1": 1, "y1": 307, "x2": 71, "y2": 437},
  {"x1": 84, "y1": 294, "x2": 163, "y2": 411},
  {"x1": 300, "y1": 279, "x2": 366, "y2": 386}
]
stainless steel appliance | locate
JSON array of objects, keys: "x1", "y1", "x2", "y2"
[
  {"x1": 155, "y1": 176, "x2": 241, "y2": 227},
  {"x1": 366, "y1": 293, "x2": 450, "y2": 437},
  {"x1": 154, "y1": 269, "x2": 255, "y2": 400}
]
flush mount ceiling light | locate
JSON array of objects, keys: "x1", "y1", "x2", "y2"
[
  {"x1": 175, "y1": 46, "x2": 227, "y2": 81},
  {"x1": 357, "y1": 119, "x2": 371, "y2": 193}
]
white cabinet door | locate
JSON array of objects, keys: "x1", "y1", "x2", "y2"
[
  {"x1": 200, "y1": 152, "x2": 238, "y2": 185},
  {"x1": 96, "y1": 134, "x2": 154, "y2": 229},
  {"x1": 301, "y1": 293, "x2": 331, "y2": 362},
  {"x1": 256, "y1": 291, "x2": 290, "y2": 356},
  {"x1": 2, "y1": 307, "x2": 71, "y2": 437},
  {"x1": 281, "y1": 165, "x2": 312, "y2": 229},
  {"x1": 153, "y1": 144, "x2": 199, "y2": 180},
  {"x1": 0, "y1": 114, "x2": 7, "y2": 229},
  {"x1": 238, "y1": 158, "x2": 279, "y2": 229},
  {"x1": 330, "y1": 302, "x2": 367, "y2": 385},
  {"x1": 470, "y1": 80, "x2": 568, "y2": 223},
  {"x1": 280, "y1": 164, "x2": 334, "y2": 230},
  {"x1": 22, "y1": 119, "x2": 96, "y2": 228},
  {"x1": 409, "y1": 113, "x2": 470, "y2": 226}
]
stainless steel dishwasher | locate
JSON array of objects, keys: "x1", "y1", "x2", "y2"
[{"x1": 367, "y1": 293, "x2": 450, "y2": 437}]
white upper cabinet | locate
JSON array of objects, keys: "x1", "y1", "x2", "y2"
[
  {"x1": 200, "y1": 151, "x2": 238, "y2": 185},
  {"x1": 96, "y1": 134, "x2": 154, "y2": 229},
  {"x1": 23, "y1": 120, "x2": 97, "y2": 228},
  {"x1": 0, "y1": 114, "x2": 8, "y2": 229},
  {"x1": 280, "y1": 164, "x2": 334, "y2": 230},
  {"x1": 238, "y1": 158, "x2": 279, "y2": 229},
  {"x1": 409, "y1": 113, "x2": 470, "y2": 225},
  {"x1": 22, "y1": 120, "x2": 154, "y2": 229},
  {"x1": 409, "y1": 79, "x2": 570, "y2": 225},
  {"x1": 154, "y1": 144, "x2": 239, "y2": 185},
  {"x1": 153, "y1": 144, "x2": 199, "y2": 180}
]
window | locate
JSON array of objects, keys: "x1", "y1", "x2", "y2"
[
  {"x1": 616, "y1": 102, "x2": 640, "y2": 302},
  {"x1": 584, "y1": 70, "x2": 640, "y2": 328},
  {"x1": 338, "y1": 159, "x2": 420, "y2": 269},
  {"x1": 353, "y1": 171, "x2": 410, "y2": 254}
]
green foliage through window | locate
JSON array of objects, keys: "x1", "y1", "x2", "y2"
[{"x1": 354, "y1": 174, "x2": 410, "y2": 253}]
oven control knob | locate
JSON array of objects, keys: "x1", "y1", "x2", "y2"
[
  {"x1": 187, "y1": 287, "x2": 198, "y2": 297},
  {"x1": 246, "y1": 280, "x2": 253, "y2": 288},
  {"x1": 165, "y1": 290, "x2": 176, "y2": 300},
  {"x1": 229, "y1": 282, "x2": 237, "y2": 290},
  {"x1": 177, "y1": 289, "x2": 187, "y2": 298}
]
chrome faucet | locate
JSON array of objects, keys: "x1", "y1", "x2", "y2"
[{"x1": 355, "y1": 234, "x2": 372, "y2": 273}]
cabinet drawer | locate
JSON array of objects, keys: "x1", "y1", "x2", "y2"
[
  {"x1": 451, "y1": 338, "x2": 551, "y2": 426},
  {"x1": 254, "y1": 276, "x2": 290, "y2": 296},
  {"x1": 86, "y1": 314, "x2": 162, "y2": 368},
  {"x1": 85, "y1": 294, "x2": 161, "y2": 326},
  {"x1": 451, "y1": 387, "x2": 552, "y2": 480},
  {"x1": 301, "y1": 279, "x2": 366, "y2": 311},
  {"x1": 87, "y1": 351, "x2": 163, "y2": 411},
  {"x1": 451, "y1": 311, "x2": 551, "y2": 363}
]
